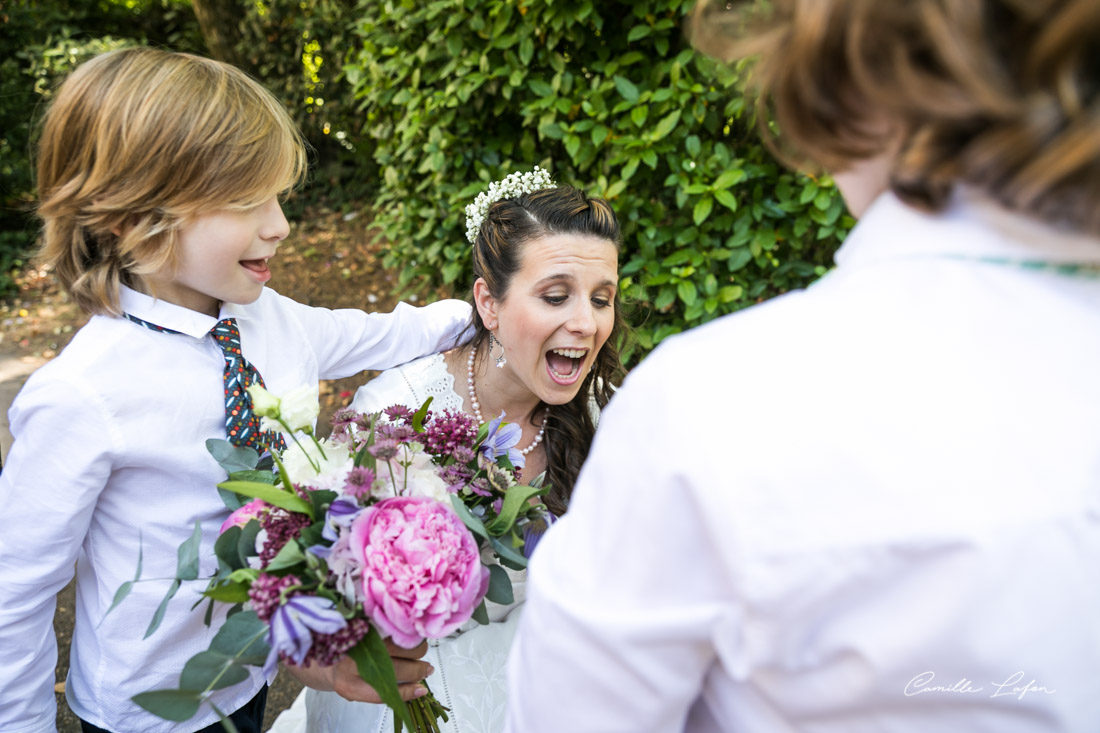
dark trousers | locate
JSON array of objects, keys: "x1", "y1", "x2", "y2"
[{"x1": 79, "y1": 684, "x2": 268, "y2": 733}]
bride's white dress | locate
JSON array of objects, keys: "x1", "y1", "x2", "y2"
[{"x1": 271, "y1": 353, "x2": 529, "y2": 733}]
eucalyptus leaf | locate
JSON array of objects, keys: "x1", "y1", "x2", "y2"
[
  {"x1": 176, "y1": 521, "x2": 202, "y2": 581},
  {"x1": 215, "y1": 525, "x2": 245, "y2": 572},
  {"x1": 206, "y1": 439, "x2": 261, "y2": 475},
  {"x1": 471, "y1": 600, "x2": 490, "y2": 625},
  {"x1": 217, "y1": 487, "x2": 245, "y2": 512},
  {"x1": 179, "y1": 650, "x2": 250, "y2": 692},
  {"x1": 211, "y1": 609, "x2": 270, "y2": 666},
  {"x1": 348, "y1": 629, "x2": 413, "y2": 730},
  {"x1": 131, "y1": 689, "x2": 202, "y2": 721},
  {"x1": 484, "y1": 564, "x2": 514, "y2": 606},
  {"x1": 102, "y1": 581, "x2": 134, "y2": 621},
  {"x1": 488, "y1": 535, "x2": 528, "y2": 570},
  {"x1": 238, "y1": 521, "x2": 261, "y2": 564},
  {"x1": 449, "y1": 495, "x2": 491, "y2": 541},
  {"x1": 145, "y1": 578, "x2": 181, "y2": 639}
]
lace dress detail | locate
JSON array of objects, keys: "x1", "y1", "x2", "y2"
[{"x1": 274, "y1": 353, "x2": 529, "y2": 733}]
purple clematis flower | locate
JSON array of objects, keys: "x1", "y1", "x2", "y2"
[
  {"x1": 311, "y1": 498, "x2": 364, "y2": 559},
  {"x1": 263, "y1": 595, "x2": 347, "y2": 675},
  {"x1": 479, "y1": 412, "x2": 525, "y2": 468},
  {"x1": 322, "y1": 498, "x2": 363, "y2": 542}
]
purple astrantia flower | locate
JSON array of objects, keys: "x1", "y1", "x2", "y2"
[
  {"x1": 384, "y1": 404, "x2": 414, "y2": 422},
  {"x1": 377, "y1": 422, "x2": 415, "y2": 442},
  {"x1": 369, "y1": 438, "x2": 400, "y2": 461},
  {"x1": 330, "y1": 408, "x2": 358, "y2": 429},
  {"x1": 479, "y1": 412, "x2": 525, "y2": 468},
  {"x1": 263, "y1": 594, "x2": 348, "y2": 675},
  {"x1": 343, "y1": 467, "x2": 376, "y2": 499}
]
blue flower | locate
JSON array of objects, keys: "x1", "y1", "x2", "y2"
[
  {"x1": 263, "y1": 595, "x2": 347, "y2": 674},
  {"x1": 479, "y1": 412, "x2": 525, "y2": 468},
  {"x1": 322, "y1": 498, "x2": 363, "y2": 542}
]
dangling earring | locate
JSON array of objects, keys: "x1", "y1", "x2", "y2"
[{"x1": 489, "y1": 332, "x2": 507, "y2": 368}]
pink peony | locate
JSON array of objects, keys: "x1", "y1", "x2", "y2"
[
  {"x1": 349, "y1": 496, "x2": 489, "y2": 648},
  {"x1": 220, "y1": 498, "x2": 270, "y2": 534}
]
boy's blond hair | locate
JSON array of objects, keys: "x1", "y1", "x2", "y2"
[
  {"x1": 36, "y1": 47, "x2": 307, "y2": 315},
  {"x1": 690, "y1": 0, "x2": 1100, "y2": 235}
]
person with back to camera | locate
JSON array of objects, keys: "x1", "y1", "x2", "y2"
[
  {"x1": 505, "y1": 1, "x2": 1100, "y2": 731},
  {"x1": 269, "y1": 170, "x2": 627, "y2": 733},
  {"x1": 0, "y1": 47, "x2": 472, "y2": 733}
]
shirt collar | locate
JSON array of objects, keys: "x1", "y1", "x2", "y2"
[
  {"x1": 118, "y1": 285, "x2": 255, "y2": 338},
  {"x1": 834, "y1": 186, "x2": 1100, "y2": 272}
]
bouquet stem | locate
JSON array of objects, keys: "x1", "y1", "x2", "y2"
[{"x1": 394, "y1": 682, "x2": 449, "y2": 733}]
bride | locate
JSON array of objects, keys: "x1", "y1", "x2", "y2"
[{"x1": 277, "y1": 170, "x2": 627, "y2": 733}]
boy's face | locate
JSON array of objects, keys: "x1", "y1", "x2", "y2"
[{"x1": 147, "y1": 197, "x2": 289, "y2": 317}]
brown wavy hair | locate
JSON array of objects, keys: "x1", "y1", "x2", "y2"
[
  {"x1": 35, "y1": 47, "x2": 307, "y2": 315},
  {"x1": 470, "y1": 185, "x2": 628, "y2": 516},
  {"x1": 689, "y1": 0, "x2": 1100, "y2": 234}
]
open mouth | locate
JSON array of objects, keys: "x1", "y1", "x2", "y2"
[
  {"x1": 546, "y1": 347, "x2": 588, "y2": 384},
  {"x1": 240, "y1": 257, "x2": 272, "y2": 282}
]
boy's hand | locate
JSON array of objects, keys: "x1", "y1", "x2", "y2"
[{"x1": 284, "y1": 638, "x2": 433, "y2": 703}]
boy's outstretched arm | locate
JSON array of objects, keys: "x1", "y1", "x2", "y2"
[{"x1": 272, "y1": 293, "x2": 472, "y2": 380}]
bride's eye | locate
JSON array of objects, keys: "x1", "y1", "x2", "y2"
[{"x1": 542, "y1": 294, "x2": 567, "y2": 305}]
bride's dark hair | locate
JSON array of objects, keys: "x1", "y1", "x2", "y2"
[{"x1": 469, "y1": 185, "x2": 627, "y2": 516}]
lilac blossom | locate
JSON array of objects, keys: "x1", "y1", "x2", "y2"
[
  {"x1": 422, "y1": 410, "x2": 478, "y2": 457},
  {"x1": 479, "y1": 412, "x2": 525, "y2": 468},
  {"x1": 263, "y1": 594, "x2": 347, "y2": 674}
]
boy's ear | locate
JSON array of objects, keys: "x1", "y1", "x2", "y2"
[{"x1": 472, "y1": 278, "x2": 499, "y2": 329}]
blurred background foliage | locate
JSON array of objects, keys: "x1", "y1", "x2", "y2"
[{"x1": 0, "y1": 0, "x2": 852, "y2": 363}]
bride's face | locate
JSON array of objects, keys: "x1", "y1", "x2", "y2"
[{"x1": 476, "y1": 233, "x2": 618, "y2": 405}]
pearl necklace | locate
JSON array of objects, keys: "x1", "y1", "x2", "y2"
[{"x1": 466, "y1": 346, "x2": 546, "y2": 456}]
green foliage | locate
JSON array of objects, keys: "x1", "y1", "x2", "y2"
[
  {"x1": 345, "y1": 0, "x2": 853, "y2": 362},
  {"x1": 231, "y1": 0, "x2": 374, "y2": 209},
  {"x1": 0, "y1": 0, "x2": 202, "y2": 300}
]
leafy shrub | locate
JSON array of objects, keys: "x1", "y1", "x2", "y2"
[
  {"x1": 345, "y1": 0, "x2": 854, "y2": 363},
  {"x1": 230, "y1": 0, "x2": 375, "y2": 211},
  {"x1": 0, "y1": 0, "x2": 201, "y2": 300}
]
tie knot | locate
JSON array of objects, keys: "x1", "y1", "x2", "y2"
[{"x1": 211, "y1": 318, "x2": 241, "y2": 355}]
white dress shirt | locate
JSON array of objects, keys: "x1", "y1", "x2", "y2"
[
  {"x1": 506, "y1": 189, "x2": 1100, "y2": 732},
  {"x1": 0, "y1": 286, "x2": 471, "y2": 733}
]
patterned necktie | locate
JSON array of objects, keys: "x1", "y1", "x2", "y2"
[{"x1": 125, "y1": 313, "x2": 286, "y2": 454}]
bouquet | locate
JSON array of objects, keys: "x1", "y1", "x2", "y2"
[{"x1": 112, "y1": 385, "x2": 548, "y2": 733}]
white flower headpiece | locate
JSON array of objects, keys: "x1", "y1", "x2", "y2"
[{"x1": 464, "y1": 166, "x2": 557, "y2": 244}]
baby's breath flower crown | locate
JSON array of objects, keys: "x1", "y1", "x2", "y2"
[{"x1": 464, "y1": 166, "x2": 557, "y2": 244}]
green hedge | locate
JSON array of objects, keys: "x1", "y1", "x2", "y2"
[
  {"x1": 0, "y1": 0, "x2": 202, "y2": 299},
  {"x1": 345, "y1": 0, "x2": 853, "y2": 363}
]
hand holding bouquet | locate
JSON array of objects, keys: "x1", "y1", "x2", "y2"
[{"x1": 113, "y1": 386, "x2": 547, "y2": 733}]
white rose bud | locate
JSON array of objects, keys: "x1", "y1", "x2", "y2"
[
  {"x1": 278, "y1": 385, "x2": 321, "y2": 433},
  {"x1": 247, "y1": 384, "x2": 281, "y2": 417}
]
